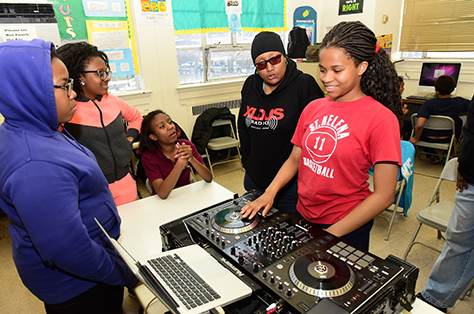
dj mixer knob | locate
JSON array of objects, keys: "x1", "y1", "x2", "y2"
[
  {"x1": 238, "y1": 252, "x2": 244, "y2": 265},
  {"x1": 269, "y1": 276, "x2": 276, "y2": 285},
  {"x1": 252, "y1": 263, "x2": 259, "y2": 273},
  {"x1": 286, "y1": 288, "x2": 293, "y2": 298},
  {"x1": 262, "y1": 270, "x2": 267, "y2": 279},
  {"x1": 278, "y1": 282, "x2": 283, "y2": 291},
  {"x1": 230, "y1": 246, "x2": 236, "y2": 255}
]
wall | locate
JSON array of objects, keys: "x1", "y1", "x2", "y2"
[{"x1": 2, "y1": 0, "x2": 474, "y2": 130}]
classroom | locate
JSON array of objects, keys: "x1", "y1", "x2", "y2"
[{"x1": 1, "y1": 0, "x2": 473, "y2": 313}]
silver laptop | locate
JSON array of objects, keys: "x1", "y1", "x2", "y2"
[{"x1": 95, "y1": 218, "x2": 252, "y2": 314}]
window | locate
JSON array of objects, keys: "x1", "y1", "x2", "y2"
[
  {"x1": 172, "y1": 0, "x2": 287, "y2": 85},
  {"x1": 400, "y1": 0, "x2": 474, "y2": 52},
  {"x1": 176, "y1": 31, "x2": 287, "y2": 85}
]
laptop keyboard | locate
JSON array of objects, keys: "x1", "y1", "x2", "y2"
[{"x1": 148, "y1": 253, "x2": 221, "y2": 310}]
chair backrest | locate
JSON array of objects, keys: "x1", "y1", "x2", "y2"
[
  {"x1": 427, "y1": 157, "x2": 458, "y2": 205},
  {"x1": 411, "y1": 114, "x2": 455, "y2": 132},
  {"x1": 439, "y1": 157, "x2": 458, "y2": 181},
  {"x1": 211, "y1": 119, "x2": 238, "y2": 140}
]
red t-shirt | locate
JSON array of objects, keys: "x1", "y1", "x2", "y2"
[
  {"x1": 141, "y1": 139, "x2": 204, "y2": 194},
  {"x1": 292, "y1": 96, "x2": 401, "y2": 224}
]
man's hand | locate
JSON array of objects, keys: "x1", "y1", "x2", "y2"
[{"x1": 456, "y1": 172, "x2": 468, "y2": 192}]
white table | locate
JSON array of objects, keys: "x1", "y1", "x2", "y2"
[
  {"x1": 117, "y1": 181, "x2": 443, "y2": 314},
  {"x1": 118, "y1": 181, "x2": 235, "y2": 313}
]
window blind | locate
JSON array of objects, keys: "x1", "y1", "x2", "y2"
[{"x1": 400, "y1": 0, "x2": 474, "y2": 52}]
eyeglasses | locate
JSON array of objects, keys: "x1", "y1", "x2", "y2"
[
  {"x1": 254, "y1": 54, "x2": 283, "y2": 71},
  {"x1": 53, "y1": 78, "x2": 74, "y2": 97},
  {"x1": 83, "y1": 70, "x2": 112, "y2": 81}
]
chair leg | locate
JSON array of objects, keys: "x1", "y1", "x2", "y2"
[
  {"x1": 385, "y1": 206, "x2": 398, "y2": 241},
  {"x1": 385, "y1": 183, "x2": 405, "y2": 241},
  {"x1": 403, "y1": 223, "x2": 422, "y2": 260},
  {"x1": 205, "y1": 148, "x2": 215, "y2": 178},
  {"x1": 459, "y1": 277, "x2": 474, "y2": 300}
]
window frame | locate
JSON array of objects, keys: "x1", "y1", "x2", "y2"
[{"x1": 176, "y1": 31, "x2": 288, "y2": 85}]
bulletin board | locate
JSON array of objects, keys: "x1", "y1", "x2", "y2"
[{"x1": 47, "y1": 0, "x2": 139, "y2": 75}]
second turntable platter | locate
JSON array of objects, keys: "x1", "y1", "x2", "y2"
[{"x1": 289, "y1": 252, "x2": 355, "y2": 298}]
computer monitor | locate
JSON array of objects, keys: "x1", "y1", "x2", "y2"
[{"x1": 418, "y1": 62, "x2": 462, "y2": 94}]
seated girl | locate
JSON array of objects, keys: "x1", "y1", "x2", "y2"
[{"x1": 138, "y1": 110, "x2": 212, "y2": 198}]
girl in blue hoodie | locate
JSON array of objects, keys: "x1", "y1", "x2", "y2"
[{"x1": 0, "y1": 40, "x2": 138, "y2": 313}]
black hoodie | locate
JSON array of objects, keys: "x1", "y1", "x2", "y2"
[
  {"x1": 458, "y1": 96, "x2": 474, "y2": 185},
  {"x1": 238, "y1": 59, "x2": 324, "y2": 188}
]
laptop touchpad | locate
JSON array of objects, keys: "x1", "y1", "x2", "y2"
[{"x1": 193, "y1": 259, "x2": 229, "y2": 279}]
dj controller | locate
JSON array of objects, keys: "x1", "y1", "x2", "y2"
[{"x1": 160, "y1": 191, "x2": 418, "y2": 314}]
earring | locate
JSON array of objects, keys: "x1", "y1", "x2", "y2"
[{"x1": 80, "y1": 82, "x2": 85, "y2": 86}]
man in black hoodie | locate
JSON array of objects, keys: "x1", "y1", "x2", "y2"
[{"x1": 238, "y1": 31, "x2": 325, "y2": 216}]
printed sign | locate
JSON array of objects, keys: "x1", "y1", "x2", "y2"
[
  {"x1": 338, "y1": 0, "x2": 364, "y2": 15},
  {"x1": 0, "y1": 25, "x2": 37, "y2": 41}
]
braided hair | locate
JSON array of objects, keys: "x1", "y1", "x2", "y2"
[
  {"x1": 320, "y1": 21, "x2": 403, "y2": 126},
  {"x1": 56, "y1": 42, "x2": 110, "y2": 96}
]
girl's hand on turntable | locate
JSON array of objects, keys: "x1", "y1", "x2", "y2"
[{"x1": 241, "y1": 193, "x2": 274, "y2": 219}]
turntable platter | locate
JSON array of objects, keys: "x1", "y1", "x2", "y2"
[
  {"x1": 289, "y1": 252, "x2": 355, "y2": 298},
  {"x1": 211, "y1": 206, "x2": 259, "y2": 234}
]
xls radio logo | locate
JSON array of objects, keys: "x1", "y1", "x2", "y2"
[{"x1": 243, "y1": 106, "x2": 284, "y2": 130}]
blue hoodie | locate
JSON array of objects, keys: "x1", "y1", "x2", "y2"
[{"x1": 0, "y1": 39, "x2": 138, "y2": 304}]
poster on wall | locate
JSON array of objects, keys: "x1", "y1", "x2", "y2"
[
  {"x1": 226, "y1": 0, "x2": 242, "y2": 32},
  {"x1": 47, "y1": 0, "x2": 140, "y2": 74},
  {"x1": 86, "y1": 20, "x2": 135, "y2": 76},
  {"x1": 338, "y1": 0, "x2": 364, "y2": 15},
  {"x1": 377, "y1": 34, "x2": 392, "y2": 57},
  {"x1": 133, "y1": 0, "x2": 172, "y2": 26},
  {"x1": 293, "y1": 6, "x2": 317, "y2": 45}
]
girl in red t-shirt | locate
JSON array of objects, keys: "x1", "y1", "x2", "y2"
[{"x1": 241, "y1": 21, "x2": 403, "y2": 250}]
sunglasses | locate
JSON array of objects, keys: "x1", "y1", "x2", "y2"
[
  {"x1": 83, "y1": 70, "x2": 113, "y2": 81},
  {"x1": 53, "y1": 78, "x2": 74, "y2": 97},
  {"x1": 254, "y1": 54, "x2": 283, "y2": 71}
]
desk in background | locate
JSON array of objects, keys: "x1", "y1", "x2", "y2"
[
  {"x1": 117, "y1": 181, "x2": 443, "y2": 314},
  {"x1": 403, "y1": 98, "x2": 425, "y2": 114}
]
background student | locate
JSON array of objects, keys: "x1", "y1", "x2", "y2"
[
  {"x1": 0, "y1": 39, "x2": 138, "y2": 314},
  {"x1": 238, "y1": 31, "x2": 325, "y2": 216},
  {"x1": 417, "y1": 96, "x2": 474, "y2": 313},
  {"x1": 57, "y1": 42, "x2": 143, "y2": 205},
  {"x1": 138, "y1": 110, "x2": 212, "y2": 199},
  {"x1": 409, "y1": 75, "x2": 470, "y2": 163},
  {"x1": 242, "y1": 21, "x2": 403, "y2": 251}
]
